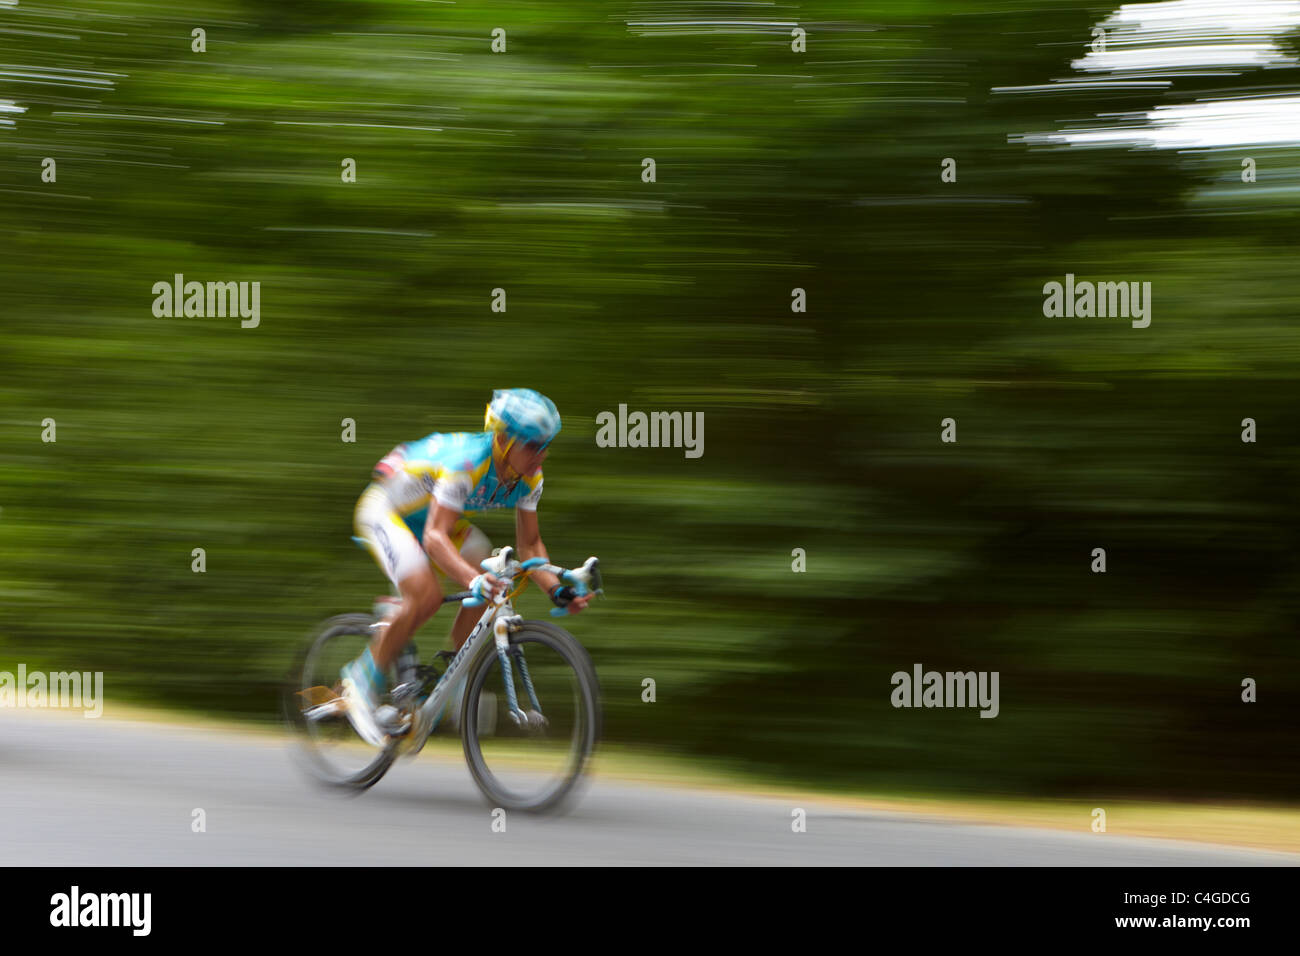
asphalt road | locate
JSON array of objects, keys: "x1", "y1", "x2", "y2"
[{"x1": 2, "y1": 710, "x2": 1295, "y2": 866}]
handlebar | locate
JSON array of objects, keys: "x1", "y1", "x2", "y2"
[{"x1": 460, "y1": 546, "x2": 604, "y2": 616}]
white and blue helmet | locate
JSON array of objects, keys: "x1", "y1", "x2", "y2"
[{"x1": 484, "y1": 388, "x2": 562, "y2": 447}]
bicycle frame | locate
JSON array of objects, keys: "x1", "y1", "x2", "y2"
[
  {"x1": 399, "y1": 577, "x2": 547, "y2": 751},
  {"x1": 359, "y1": 547, "x2": 600, "y2": 754},
  {"x1": 407, "y1": 597, "x2": 517, "y2": 740}
]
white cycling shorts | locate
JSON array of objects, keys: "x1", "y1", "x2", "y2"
[{"x1": 354, "y1": 484, "x2": 492, "y2": 593}]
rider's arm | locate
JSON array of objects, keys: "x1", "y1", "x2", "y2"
[
  {"x1": 516, "y1": 508, "x2": 592, "y2": 614},
  {"x1": 515, "y1": 507, "x2": 559, "y2": 594},
  {"x1": 423, "y1": 502, "x2": 494, "y2": 591},
  {"x1": 419, "y1": 469, "x2": 475, "y2": 587},
  {"x1": 371, "y1": 443, "x2": 408, "y2": 482}
]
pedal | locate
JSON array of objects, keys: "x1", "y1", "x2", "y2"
[{"x1": 390, "y1": 681, "x2": 421, "y2": 708}]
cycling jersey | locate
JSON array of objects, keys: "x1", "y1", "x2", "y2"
[{"x1": 371, "y1": 430, "x2": 543, "y2": 538}]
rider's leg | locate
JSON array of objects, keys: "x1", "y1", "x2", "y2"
[
  {"x1": 352, "y1": 490, "x2": 443, "y2": 673},
  {"x1": 342, "y1": 492, "x2": 445, "y2": 745},
  {"x1": 437, "y1": 523, "x2": 494, "y2": 729},
  {"x1": 448, "y1": 604, "x2": 481, "y2": 652},
  {"x1": 372, "y1": 565, "x2": 440, "y2": 671},
  {"x1": 360, "y1": 511, "x2": 490, "y2": 668},
  {"x1": 352, "y1": 496, "x2": 486, "y2": 677}
]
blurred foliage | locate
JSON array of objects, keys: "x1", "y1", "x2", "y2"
[{"x1": 1, "y1": 0, "x2": 1297, "y2": 800}]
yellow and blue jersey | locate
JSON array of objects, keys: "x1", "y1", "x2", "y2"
[{"x1": 373, "y1": 431, "x2": 543, "y2": 538}]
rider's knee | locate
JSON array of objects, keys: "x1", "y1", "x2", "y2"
[{"x1": 400, "y1": 571, "x2": 440, "y2": 620}]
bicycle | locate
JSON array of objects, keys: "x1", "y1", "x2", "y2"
[{"x1": 283, "y1": 546, "x2": 603, "y2": 813}]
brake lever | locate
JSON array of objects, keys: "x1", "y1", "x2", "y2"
[
  {"x1": 465, "y1": 547, "x2": 521, "y2": 606},
  {"x1": 551, "y1": 557, "x2": 604, "y2": 615}
]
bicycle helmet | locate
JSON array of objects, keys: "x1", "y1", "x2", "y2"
[{"x1": 484, "y1": 388, "x2": 562, "y2": 449}]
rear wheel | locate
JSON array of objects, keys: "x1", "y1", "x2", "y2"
[
  {"x1": 461, "y1": 621, "x2": 600, "y2": 813},
  {"x1": 283, "y1": 613, "x2": 396, "y2": 790}
]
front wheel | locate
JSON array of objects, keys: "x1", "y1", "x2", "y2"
[{"x1": 461, "y1": 621, "x2": 601, "y2": 813}]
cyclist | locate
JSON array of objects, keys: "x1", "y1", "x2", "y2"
[{"x1": 342, "y1": 388, "x2": 593, "y2": 746}]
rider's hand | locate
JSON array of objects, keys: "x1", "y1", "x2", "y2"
[
  {"x1": 565, "y1": 592, "x2": 594, "y2": 615},
  {"x1": 470, "y1": 572, "x2": 507, "y2": 601},
  {"x1": 549, "y1": 584, "x2": 593, "y2": 614}
]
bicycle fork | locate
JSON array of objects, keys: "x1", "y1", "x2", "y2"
[{"x1": 491, "y1": 616, "x2": 548, "y2": 731}]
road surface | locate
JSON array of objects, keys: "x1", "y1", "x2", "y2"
[{"x1": 1, "y1": 710, "x2": 1295, "y2": 866}]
